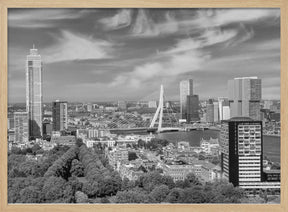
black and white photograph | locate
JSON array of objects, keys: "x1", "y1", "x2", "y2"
[{"x1": 7, "y1": 8, "x2": 281, "y2": 204}]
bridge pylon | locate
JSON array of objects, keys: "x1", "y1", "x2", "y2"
[{"x1": 149, "y1": 84, "x2": 164, "y2": 132}]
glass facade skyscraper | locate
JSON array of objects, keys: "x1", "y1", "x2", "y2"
[
  {"x1": 186, "y1": 95, "x2": 200, "y2": 123},
  {"x1": 228, "y1": 77, "x2": 261, "y2": 120},
  {"x1": 180, "y1": 79, "x2": 193, "y2": 119},
  {"x1": 26, "y1": 46, "x2": 43, "y2": 138},
  {"x1": 52, "y1": 100, "x2": 68, "y2": 131}
]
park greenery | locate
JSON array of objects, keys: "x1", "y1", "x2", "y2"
[{"x1": 8, "y1": 139, "x2": 252, "y2": 204}]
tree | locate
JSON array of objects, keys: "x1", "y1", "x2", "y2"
[
  {"x1": 75, "y1": 191, "x2": 88, "y2": 203},
  {"x1": 43, "y1": 176, "x2": 73, "y2": 203},
  {"x1": 76, "y1": 138, "x2": 84, "y2": 147},
  {"x1": 182, "y1": 187, "x2": 206, "y2": 203},
  {"x1": 184, "y1": 173, "x2": 202, "y2": 186},
  {"x1": 68, "y1": 176, "x2": 83, "y2": 193},
  {"x1": 175, "y1": 180, "x2": 186, "y2": 188},
  {"x1": 8, "y1": 168, "x2": 26, "y2": 178},
  {"x1": 8, "y1": 154, "x2": 26, "y2": 173},
  {"x1": 18, "y1": 160, "x2": 39, "y2": 177},
  {"x1": 18, "y1": 186, "x2": 42, "y2": 203},
  {"x1": 137, "y1": 139, "x2": 146, "y2": 148},
  {"x1": 31, "y1": 144, "x2": 42, "y2": 155},
  {"x1": 44, "y1": 146, "x2": 79, "y2": 180},
  {"x1": 82, "y1": 181, "x2": 99, "y2": 198},
  {"x1": 121, "y1": 177, "x2": 130, "y2": 191},
  {"x1": 8, "y1": 177, "x2": 33, "y2": 203},
  {"x1": 149, "y1": 185, "x2": 170, "y2": 203},
  {"x1": 98, "y1": 176, "x2": 122, "y2": 197},
  {"x1": 165, "y1": 188, "x2": 185, "y2": 203},
  {"x1": 137, "y1": 171, "x2": 174, "y2": 192},
  {"x1": 70, "y1": 159, "x2": 84, "y2": 177},
  {"x1": 101, "y1": 197, "x2": 110, "y2": 203},
  {"x1": 213, "y1": 181, "x2": 245, "y2": 203}
]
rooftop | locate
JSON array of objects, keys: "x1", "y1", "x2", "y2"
[
  {"x1": 234, "y1": 76, "x2": 258, "y2": 79},
  {"x1": 226, "y1": 117, "x2": 255, "y2": 122}
]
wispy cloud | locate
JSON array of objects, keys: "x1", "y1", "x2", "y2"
[
  {"x1": 99, "y1": 8, "x2": 279, "y2": 38},
  {"x1": 99, "y1": 9, "x2": 132, "y2": 30},
  {"x1": 196, "y1": 9, "x2": 280, "y2": 27},
  {"x1": 109, "y1": 50, "x2": 209, "y2": 88},
  {"x1": 43, "y1": 31, "x2": 114, "y2": 63},
  {"x1": 109, "y1": 20, "x2": 251, "y2": 88},
  {"x1": 130, "y1": 9, "x2": 181, "y2": 37},
  {"x1": 8, "y1": 9, "x2": 89, "y2": 28}
]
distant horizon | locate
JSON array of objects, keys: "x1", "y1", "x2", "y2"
[{"x1": 8, "y1": 98, "x2": 281, "y2": 105}]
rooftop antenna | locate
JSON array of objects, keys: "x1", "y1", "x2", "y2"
[{"x1": 33, "y1": 44, "x2": 35, "y2": 49}]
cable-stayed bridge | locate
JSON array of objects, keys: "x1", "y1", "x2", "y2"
[{"x1": 108, "y1": 85, "x2": 181, "y2": 133}]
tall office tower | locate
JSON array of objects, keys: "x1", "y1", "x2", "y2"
[
  {"x1": 218, "y1": 97, "x2": 229, "y2": 121},
  {"x1": 180, "y1": 79, "x2": 193, "y2": 119},
  {"x1": 222, "y1": 106, "x2": 231, "y2": 120},
  {"x1": 220, "y1": 117, "x2": 263, "y2": 187},
  {"x1": 52, "y1": 100, "x2": 68, "y2": 131},
  {"x1": 186, "y1": 95, "x2": 200, "y2": 123},
  {"x1": 26, "y1": 46, "x2": 43, "y2": 138},
  {"x1": 14, "y1": 112, "x2": 29, "y2": 143},
  {"x1": 213, "y1": 102, "x2": 219, "y2": 122},
  {"x1": 206, "y1": 99, "x2": 214, "y2": 123},
  {"x1": 228, "y1": 77, "x2": 261, "y2": 120}
]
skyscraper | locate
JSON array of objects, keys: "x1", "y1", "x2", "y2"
[
  {"x1": 206, "y1": 99, "x2": 214, "y2": 123},
  {"x1": 180, "y1": 79, "x2": 193, "y2": 119},
  {"x1": 218, "y1": 97, "x2": 229, "y2": 121},
  {"x1": 220, "y1": 117, "x2": 263, "y2": 187},
  {"x1": 228, "y1": 77, "x2": 261, "y2": 120},
  {"x1": 52, "y1": 100, "x2": 68, "y2": 131},
  {"x1": 14, "y1": 112, "x2": 29, "y2": 143},
  {"x1": 186, "y1": 95, "x2": 200, "y2": 123},
  {"x1": 26, "y1": 46, "x2": 43, "y2": 138},
  {"x1": 213, "y1": 102, "x2": 219, "y2": 122},
  {"x1": 222, "y1": 106, "x2": 231, "y2": 120}
]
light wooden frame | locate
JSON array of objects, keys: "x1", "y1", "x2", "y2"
[{"x1": 0, "y1": 0, "x2": 287, "y2": 212}]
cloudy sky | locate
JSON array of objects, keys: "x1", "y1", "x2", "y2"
[{"x1": 8, "y1": 8, "x2": 280, "y2": 103}]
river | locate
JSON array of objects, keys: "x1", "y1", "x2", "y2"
[{"x1": 155, "y1": 130, "x2": 280, "y2": 163}]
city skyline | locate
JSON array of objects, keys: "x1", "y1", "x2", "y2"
[
  {"x1": 6, "y1": 8, "x2": 281, "y2": 205},
  {"x1": 8, "y1": 8, "x2": 280, "y2": 103}
]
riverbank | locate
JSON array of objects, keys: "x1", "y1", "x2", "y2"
[{"x1": 156, "y1": 130, "x2": 280, "y2": 163}]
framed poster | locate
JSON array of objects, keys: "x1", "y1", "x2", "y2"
[{"x1": 0, "y1": 0, "x2": 287, "y2": 212}]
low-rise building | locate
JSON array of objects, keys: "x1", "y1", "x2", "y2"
[
  {"x1": 117, "y1": 162, "x2": 144, "y2": 181},
  {"x1": 200, "y1": 138, "x2": 219, "y2": 155},
  {"x1": 200, "y1": 163, "x2": 221, "y2": 182},
  {"x1": 108, "y1": 146, "x2": 129, "y2": 169},
  {"x1": 163, "y1": 164, "x2": 197, "y2": 182},
  {"x1": 51, "y1": 135, "x2": 76, "y2": 146}
]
